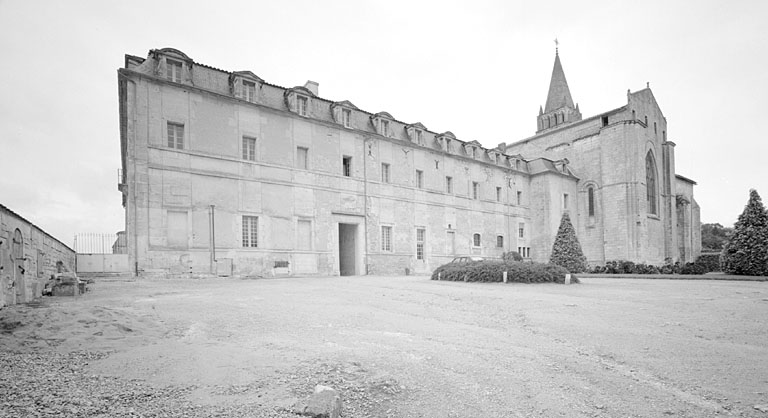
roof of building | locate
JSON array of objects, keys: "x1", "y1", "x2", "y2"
[
  {"x1": 544, "y1": 51, "x2": 575, "y2": 113},
  {"x1": 675, "y1": 174, "x2": 697, "y2": 185},
  {"x1": 0, "y1": 203, "x2": 74, "y2": 252}
]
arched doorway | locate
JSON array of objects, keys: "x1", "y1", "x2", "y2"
[{"x1": 12, "y1": 229, "x2": 25, "y2": 303}]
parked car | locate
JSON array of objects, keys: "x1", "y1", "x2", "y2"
[{"x1": 449, "y1": 256, "x2": 491, "y2": 264}]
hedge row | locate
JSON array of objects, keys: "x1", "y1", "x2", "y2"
[
  {"x1": 696, "y1": 253, "x2": 721, "y2": 272},
  {"x1": 589, "y1": 257, "x2": 717, "y2": 275},
  {"x1": 430, "y1": 261, "x2": 578, "y2": 284}
]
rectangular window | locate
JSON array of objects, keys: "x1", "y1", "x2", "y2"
[
  {"x1": 563, "y1": 193, "x2": 569, "y2": 209},
  {"x1": 167, "y1": 122, "x2": 184, "y2": 149},
  {"x1": 380, "y1": 120, "x2": 389, "y2": 136},
  {"x1": 416, "y1": 228, "x2": 425, "y2": 260},
  {"x1": 472, "y1": 182, "x2": 479, "y2": 200},
  {"x1": 297, "y1": 95, "x2": 308, "y2": 116},
  {"x1": 166, "y1": 59, "x2": 182, "y2": 82},
  {"x1": 517, "y1": 191, "x2": 523, "y2": 205},
  {"x1": 496, "y1": 187, "x2": 502, "y2": 202},
  {"x1": 297, "y1": 219, "x2": 311, "y2": 250},
  {"x1": 496, "y1": 235, "x2": 504, "y2": 248},
  {"x1": 518, "y1": 223, "x2": 525, "y2": 239},
  {"x1": 416, "y1": 170, "x2": 424, "y2": 189},
  {"x1": 167, "y1": 211, "x2": 188, "y2": 248},
  {"x1": 381, "y1": 163, "x2": 390, "y2": 183},
  {"x1": 243, "y1": 80, "x2": 256, "y2": 102},
  {"x1": 416, "y1": 129, "x2": 423, "y2": 144},
  {"x1": 242, "y1": 216, "x2": 258, "y2": 248},
  {"x1": 446, "y1": 176, "x2": 453, "y2": 194},
  {"x1": 342, "y1": 108, "x2": 351, "y2": 128},
  {"x1": 342, "y1": 156, "x2": 352, "y2": 177},
  {"x1": 446, "y1": 231, "x2": 456, "y2": 255},
  {"x1": 381, "y1": 226, "x2": 392, "y2": 252},
  {"x1": 601, "y1": 116, "x2": 609, "y2": 127},
  {"x1": 242, "y1": 136, "x2": 256, "y2": 161},
  {"x1": 296, "y1": 146, "x2": 308, "y2": 169}
]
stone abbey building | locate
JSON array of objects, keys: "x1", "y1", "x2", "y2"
[{"x1": 118, "y1": 47, "x2": 700, "y2": 277}]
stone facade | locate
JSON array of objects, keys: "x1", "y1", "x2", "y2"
[
  {"x1": 0, "y1": 204, "x2": 76, "y2": 307},
  {"x1": 118, "y1": 47, "x2": 699, "y2": 277},
  {"x1": 506, "y1": 52, "x2": 700, "y2": 265}
]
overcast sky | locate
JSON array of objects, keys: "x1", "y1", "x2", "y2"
[{"x1": 1, "y1": 0, "x2": 766, "y2": 247}]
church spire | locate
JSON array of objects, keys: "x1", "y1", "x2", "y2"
[
  {"x1": 536, "y1": 43, "x2": 581, "y2": 134},
  {"x1": 544, "y1": 49, "x2": 575, "y2": 113}
]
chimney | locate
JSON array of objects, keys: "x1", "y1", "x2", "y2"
[
  {"x1": 303, "y1": 80, "x2": 319, "y2": 96},
  {"x1": 496, "y1": 142, "x2": 507, "y2": 152}
]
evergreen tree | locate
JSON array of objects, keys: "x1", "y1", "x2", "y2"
[
  {"x1": 549, "y1": 212, "x2": 588, "y2": 273},
  {"x1": 720, "y1": 189, "x2": 768, "y2": 276}
]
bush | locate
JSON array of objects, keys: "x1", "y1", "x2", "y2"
[
  {"x1": 695, "y1": 253, "x2": 721, "y2": 272},
  {"x1": 720, "y1": 189, "x2": 768, "y2": 276},
  {"x1": 431, "y1": 260, "x2": 578, "y2": 284},
  {"x1": 549, "y1": 213, "x2": 588, "y2": 273},
  {"x1": 502, "y1": 251, "x2": 523, "y2": 262},
  {"x1": 589, "y1": 259, "x2": 709, "y2": 275},
  {"x1": 678, "y1": 262, "x2": 709, "y2": 275}
]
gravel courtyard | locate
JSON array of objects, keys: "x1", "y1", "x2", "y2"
[{"x1": 2, "y1": 276, "x2": 768, "y2": 417}]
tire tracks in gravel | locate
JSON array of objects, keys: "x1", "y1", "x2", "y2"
[{"x1": 510, "y1": 309, "x2": 732, "y2": 416}]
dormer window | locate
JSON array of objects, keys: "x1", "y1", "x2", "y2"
[
  {"x1": 297, "y1": 95, "x2": 308, "y2": 116},
  {"x1": 371, "y1": 112, "x2": 395, "y2": 137},
  {"x1": 331, "y1": 101, "x2": 358, "y2": 129},
  {"x1": 230, "y1": 71, "x2": 264, "y2": 103},
  {"x1": 166, "y1": 59, "x2": 183, "y2": 82},
  {"x1": 487, "y1": 150, "x2": 501, "y2": 164},
  {"x1": 435, "y1": 132, "x2": 457, "y2": 153},
  {"x1": 464, "y1": 141, "x2": 482, "y2": 160},
  {"x1": 285, "y1": 86, "x2": 316, "y2": 117},
  {"x1": 243, "y1": 81, "x2": 256, "y2": 102},
  {"x1": 405, "y1": 122, "x2": 427, "y2": 145}
]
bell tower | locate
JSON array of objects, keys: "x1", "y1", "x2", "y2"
[{"x1": 537, "y1": 44, "x2": 581, "y2": 133}]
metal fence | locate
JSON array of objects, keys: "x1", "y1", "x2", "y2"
[{"x1": 73, "y1": 232, "x2": 126, "y2": 254}]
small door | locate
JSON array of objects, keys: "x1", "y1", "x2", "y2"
[
  {"x1": 338, "y1": 223, "x2": 357, "y2": 276},
  {"x1": 12, "y1": 229, "x2": 25, "y2": 303}
]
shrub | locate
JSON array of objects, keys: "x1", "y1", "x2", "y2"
[
  {"x1": 720, "y1": 189, "x2": 768, "y2": 276},
  {"x1": 549, "y1": 213, "x2": 588, "y2": 273},
  {"x1": 502, "y1": 251, "x2": 523, "y2": 262},
  {"x1": 695, "y1": 253, "x2": 721, "y2": 273},
  {"x1": 678, "y1": 262, "x2": 708, "y2": 275},
  {"x1": 431, "y1": 260, "x2": 578, "y2": 284},
  {"x1": 589, "y1": 258, "x2": 713, "y2": 275}
]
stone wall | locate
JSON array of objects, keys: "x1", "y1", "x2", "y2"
[
  {"x1": 120, "y1": 49, "x2": 536, "y2": 277},
  {"x1": 0, "y1": 205, "x2": 75, "y2": 307}
]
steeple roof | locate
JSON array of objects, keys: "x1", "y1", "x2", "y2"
[{"x1": 544, "y1": 51, "x2": 575, "y2": 113}]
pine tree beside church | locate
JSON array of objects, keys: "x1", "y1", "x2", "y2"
[
  {"x1": 549, "y1": 212, "x2": 588, "y2": 273},
  {"x1": 720, "y1": 189, "x2": 768, "y2": 276}
]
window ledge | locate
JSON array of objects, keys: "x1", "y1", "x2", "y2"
[{"x1": 647, "y1": 214, "x2": 661, "y2": 221}]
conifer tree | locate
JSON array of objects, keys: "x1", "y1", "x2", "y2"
[
  {"x1": 549, "y1": 212, "x2": 588, "y2": 273},
  {"x1": 720, "y1": 189, "x2": 768, "y2": 276}
]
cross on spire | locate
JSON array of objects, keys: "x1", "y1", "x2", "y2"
[{"x1": 554, "y1": 38, "x2": 559, "y2": 54}]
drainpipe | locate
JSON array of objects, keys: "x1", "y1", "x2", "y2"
[
  {"x1": 363, "y1": 136, "x2": 370, "y2": 275},
  {"x1": 209, "y1": 205, "x2": 216, "y2": 275}
]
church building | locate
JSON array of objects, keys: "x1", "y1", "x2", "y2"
[
  {"x1": 117, "y1": 47, "x2": 699, "y2": 277},
  {"x1": 505, "y1": 48, "x2": 700, "y2": 265}
]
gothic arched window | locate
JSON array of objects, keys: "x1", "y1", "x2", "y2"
[{"x1": 646, "y1": 151, "x2": 658, "y2": 215}]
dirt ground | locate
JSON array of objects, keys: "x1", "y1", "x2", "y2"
[{"x1": 2, "y1": 275, "x2": 768, "y2": 417}]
